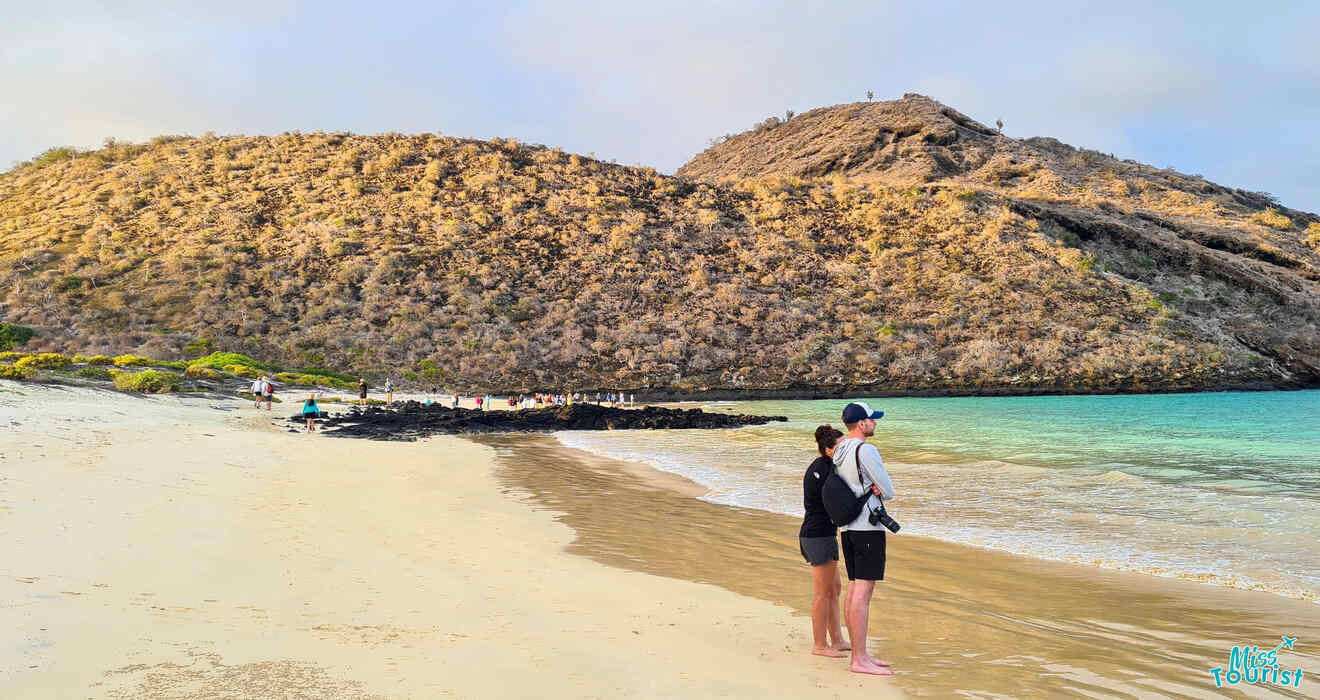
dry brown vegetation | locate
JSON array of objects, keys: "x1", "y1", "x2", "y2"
[{"x1": 2, "y1": 98, "x2": 1318, "y2": 394}]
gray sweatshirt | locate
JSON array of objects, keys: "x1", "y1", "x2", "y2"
[{"x1": 831, "y1": 437, "x2": 896, "y2": 532}]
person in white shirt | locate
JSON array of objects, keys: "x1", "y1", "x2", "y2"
[{"x1": 831, "y1": 401, "x2": 896, "y2": 676}]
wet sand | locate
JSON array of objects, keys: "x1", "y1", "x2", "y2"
[
  {"x1": 1, "y1": 384, "x2": 902, "y2": 698},
  {"x1": 482, "y1": 434, "x2": 1320, "y2": 699}
]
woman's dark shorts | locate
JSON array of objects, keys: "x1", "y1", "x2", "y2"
[
  {"x1": 799, "y1": 535, "x2": 839, "y2": 566},
  {"x1": 840, "y1": 530, "x2": 886, "y2": 581}
]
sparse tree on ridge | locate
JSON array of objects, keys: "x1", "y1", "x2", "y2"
[
  {"x1": 866, "y1": 91, "x2": 874, "y2": 102},
  {"x1": 785, "y1": 109, "x2": 795, "y2": 122},
  {"x1": 996, "y1": 119, "x2": 1004, "y2": 133}
]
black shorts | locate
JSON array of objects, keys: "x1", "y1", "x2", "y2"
[
  {"x1": 799, "y1": 535, "x2": 839, "y2": 566},
  {"x1": 840, "y1": 530, "x2": 886, "y2": 581}
]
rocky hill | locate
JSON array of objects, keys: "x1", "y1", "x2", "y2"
[{"x1": 2, "y1": 99, "x2": 1318, "y2": 395}]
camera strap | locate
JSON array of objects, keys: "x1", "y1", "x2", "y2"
[
  {"x1": 855, "y1": 444, "x2": 887, "y2": 518},
  {"x1": 854, "y1": 445, "x2": 876, "y2": 512}
]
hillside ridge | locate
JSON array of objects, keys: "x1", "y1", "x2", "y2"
[{"x1": 2, "y1": 101, "x2": 1318, "y2": 394}]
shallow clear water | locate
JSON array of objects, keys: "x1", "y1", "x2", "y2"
[{"x1": 555, "y1": 390, "x2": 1320, "y2": 601}]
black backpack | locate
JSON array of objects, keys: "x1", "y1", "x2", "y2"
[{"x1": 821, "y1": 445, "x2": 872, "y2": 527}]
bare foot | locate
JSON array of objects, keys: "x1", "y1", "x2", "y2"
[
  {"x1": 850, "y1": 659, "x2": 894, "y2": 676},
  {"x1": 812, "y1": 647, "x2": 847, "y2": 658},
  {"x1": 866, "y1": 656, "x2": 893, "y2": 667},
  {"x1": 829, "y1": 642, "x2": 851, "y2": 652}
]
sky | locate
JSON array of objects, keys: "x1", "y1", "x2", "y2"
[{"x1": 2, "y1": 0, "x2": 1318, "y2": 211}]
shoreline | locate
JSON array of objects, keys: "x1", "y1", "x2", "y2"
[
  {"x1": 484, "y1": 433, "x2": 1320, "y2": 697},
  {"x1": 4, "y1": 371, "x2": 1316, "y2": 408},
  {"x1": 625, "y1": 380, "x2": 1316, "y2": 402}
]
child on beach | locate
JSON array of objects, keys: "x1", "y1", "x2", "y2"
[
  {"x1": 357, "y1": 379, "x2": 367, "y2": 406},
  {"x1": 801, "y1": 425, "x2": 850, "y2": 657},
  {"x1": 302, "y1": 393, "x2": 322, "y2": 432}
]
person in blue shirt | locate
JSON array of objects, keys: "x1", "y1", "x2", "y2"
[{"x1": 302, "y1": 393, "x2": 322, "y2": 432}]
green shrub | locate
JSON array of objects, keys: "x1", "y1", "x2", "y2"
[
  {"x1": 0, "y1": 324, "x2": 35, "y2": 351},
  {"x1": 113, "y1": 354, "x2": 153, "y2": 367},
  {"x1": 184, "y1": 365, "x2": 222, "y2": 380},
  {"x1": 289, "y1": 366, "x2": 358, "y2": 384},
  {"x1": 112, "y1": 369, "x2": 181, "y2": 393},
  {"x1": 15, "y1": 353, "x2": 72, "y2": 370},
  {"x1": 0, "y1": 351, "x2": 29, "y2": 362},
  {"x1": 85, "y1": 355, "x2": 114, "y2": 365},
  {"x1": 224, "y1": 364, "x2": 262, "y2": 379},
  {"x1": 190, "y1": 351, "x2": 273, "y2": 371},
  {"x1": 74, "y1": 366, "x2": 113, "y2": 381},
  {"x1": 1251, "y1": 207, "x2": 1292, "y2": 231},
  {"x1": 182, "y1": 337, "x2": 214, "y2": 358},
  {"x1": 274, "y1": 371, "x2": 323, "y2": 386},
  {"x1": 0, "y1": 363, "x2": 36, "y2": 380},
  {"x1": 162, "y1": 360, "x2": 190, "y2": 370}
]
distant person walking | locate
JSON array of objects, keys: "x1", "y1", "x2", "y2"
[
  {"x1": 833, "y1": 402, "x2": 896, "y2": 676},
  {"x1": 302, "y1": 393, "x2": 322, "y2": 432},
  {"x1": 801, "y1": 424, "x2": 850, "y2": 657},
  {"x1": 384, "y1": 378, "x2": 394, "y2": 406},
  {"x1": 357, "y1": 379, "x2": 368, "y2": 406},
  {"x1": 250, "y1": 377, "x2": 265, "y2": 409},
  {"x1": 261, "y1": 377, "x2": 274, "y2": 411}
]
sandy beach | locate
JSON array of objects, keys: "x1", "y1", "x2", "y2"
[{"x1": 1, "y1": 383, "x2": 904, "y2": 698}]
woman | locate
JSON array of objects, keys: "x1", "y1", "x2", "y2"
[
  {"x1": 801, "y1": 425, "x2": 850, "y2": 657},
  {"x1": 302, "y1": 393, "x2": 321, "y2": 432},
  {"x1": 357, "y1": 379, "x2": 368, "y2": 406}
]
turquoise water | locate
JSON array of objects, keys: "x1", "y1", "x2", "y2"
[{"x1": 555, "y1": 390, "x2": 1320, "y2": 601}]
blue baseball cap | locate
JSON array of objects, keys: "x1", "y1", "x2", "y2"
[{"x1": 842, "y1": 402, "x2": 884, "y2": 423}]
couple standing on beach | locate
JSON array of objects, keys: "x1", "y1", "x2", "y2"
[{"x1": 800, "y1": 401, "x2": 896, "y2": 676}]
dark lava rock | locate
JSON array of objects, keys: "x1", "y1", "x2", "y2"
[{"x1": 290, "y1": 402, "x2": 788, "y2": 441}]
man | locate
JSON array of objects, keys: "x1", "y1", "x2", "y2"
[
  {"x1": 832, "y1": 401, "x2": 896, "y2": 676},
  {"x1": 261, "y1": 376, "x2": 274, "y2": 411}
]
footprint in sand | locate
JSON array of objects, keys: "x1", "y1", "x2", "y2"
[{"x1": 16, "y1": 576, "x2": 39, "y2": 583}]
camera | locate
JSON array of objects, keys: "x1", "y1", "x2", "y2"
[{"x1": 868, "y1": 504, "x2": 901, "y2": 533}]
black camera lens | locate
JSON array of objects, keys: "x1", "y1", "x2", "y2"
[{"x1": 869, "y1": 506, "x2": 901, "y2": 533}]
